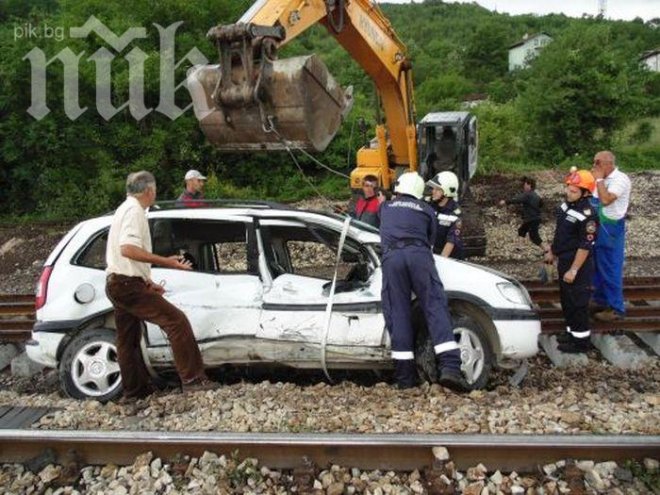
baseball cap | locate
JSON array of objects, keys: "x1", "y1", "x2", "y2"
[{"x1": 184, "y1": 169, "x2": 206, "y2": 180}]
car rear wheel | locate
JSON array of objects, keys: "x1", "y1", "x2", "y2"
[
  {"x1": 59, "y1": 328, "x2": 123, "y2": 401},
  {"x1": 414, "y1": 306, "x2": 495, "y2": 389}
]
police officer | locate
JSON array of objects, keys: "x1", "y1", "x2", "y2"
[
  {"x1": 379, "y1": 172, "x2": 470, "y2": 391},
  {"x1": 544, "y1": 170, "x2": 599, "y2": 353},
  {"x1": 426, "y1": 171, "x2": 464, "y2": 259}
]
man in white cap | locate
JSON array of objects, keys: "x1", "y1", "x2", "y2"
[{"x1": 176, "y1": 169, "x2": 206, "y2": 207}]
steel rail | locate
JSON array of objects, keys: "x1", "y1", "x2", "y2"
[
  {"x1": 0, "y1": 302, "x2": 33, "y2": 316},
  {"x1": 527, "y1": 285, "x2": 660, "y2": 303},
  {"x1": 1, "y1": 431, "x2": 658, "y2": 472}
]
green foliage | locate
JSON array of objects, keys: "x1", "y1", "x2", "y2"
[
  {"x1": 471, "y1": 102, "x2": 526, "y2": 173},
  {"x1": 0, "y1": 0, "x2": 658, "y2": 220},
  {"x1": 517, "y1": 23, "x2": 649, "y2": 161}
]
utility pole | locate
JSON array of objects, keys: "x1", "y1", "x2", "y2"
[{"x1": 598, "y1": 0, "x2": 607, "y2": 18}]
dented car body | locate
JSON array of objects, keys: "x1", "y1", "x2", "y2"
[{"x1": 27, "y1": 204, "x2": 540, "y2": 400}]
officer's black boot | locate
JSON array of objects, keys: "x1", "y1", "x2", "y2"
[
  {"x1": 555, "y1": 332, "x2": 574, "y2": 344},
  {"x1": 394, "y1": 360, "x2": 418, "y2": 389},
  {"x1": 435, "y1": 351, "x2": 471, "y2": 393},
  {"x1": 557, "y1": 335, "x2": 592, "y2": 354}
]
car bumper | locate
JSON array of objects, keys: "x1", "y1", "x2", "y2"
[
  {"x1": 25, "y1": 331, "x2": 65, "y2": 368},
  {"x1": 493, "y1": 319, "x2": 541, "y2": 360}
]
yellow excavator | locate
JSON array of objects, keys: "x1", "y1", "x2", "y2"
[{"x1": 186, "y1": 0, "x2": 484, "y2": 255}]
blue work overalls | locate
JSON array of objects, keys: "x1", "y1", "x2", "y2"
[
  {"x1": 590, "y1": 197, "x2": 626, "y2": 315},
  {"x1": 379, "y1": 194, "x2": 461, "y2": 387}
]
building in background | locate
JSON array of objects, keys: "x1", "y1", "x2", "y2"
[
  {"x1": 640, "y1": 49, "x2": 659, "y2": 72},
  {"x1": 508, "y1": 32, "x2": 553, "y2": 72}
]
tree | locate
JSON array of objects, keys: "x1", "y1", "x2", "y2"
[{"x1": 517, "y1": 24, "x2": 647, "y2": 160}]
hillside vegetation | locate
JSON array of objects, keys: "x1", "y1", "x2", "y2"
[{"x1": 1, "y1": 0, "x2": 658, "y2": 218}]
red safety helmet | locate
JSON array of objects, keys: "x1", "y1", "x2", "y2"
[{"x1": 565, "y1": 169, "x2": 596, "y2": 193}]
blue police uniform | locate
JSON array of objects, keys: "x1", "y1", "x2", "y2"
[
  {"x1": 550, "y1": 197, "x2": 598, "y2": 346},
  {"x1": 429, "y1": 198, "x2": 464, "y2": 259},
  {"x1": 379, "y1": 194, "x2": 462, "y2": 388}
]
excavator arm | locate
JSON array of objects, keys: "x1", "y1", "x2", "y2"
[{"x1": 186, "y1": 0, "x2": 418, "y2": 189}]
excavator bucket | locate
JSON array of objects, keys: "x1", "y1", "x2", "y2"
[{"x1": 186, "y1": 54, "x2": 353, "y2": 152}]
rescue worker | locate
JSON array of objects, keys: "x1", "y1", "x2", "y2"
[
  {"x1": 349, "y1": 174, "x2": 380, "y2": 227},
  {"x1": 426, "y1": 171, "x2": 464, "y2": 259},
  {"x1": 590, "y1": 151, "x2": 631, "y2": 321},
  {"x1": 176, "y1": 169, "x2": 206, "y2": 207},
  {"x1": 544, "y1": 170, "x2": 598, "y2": 353},
  {"x1": 379, "y1": 172, "x2": 470, "y2": 392}
]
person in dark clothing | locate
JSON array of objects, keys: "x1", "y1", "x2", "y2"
[
  {"x1": 176, "y1": 169, "x2": 206, "y2": 207},
  {"x1": 350, "y1": 174, "x2": 380, "y2": 227},
  {"x1": 426, "y1": 171, "x2": 464, "y2": 259},
  {"x1": 379, "y1": 172, "x2": 470, "y2": 392},
  {"x1": 499, "y1": 176, "x2": 544, "y2": 249},
  {"x1": 433, "y1": 127, "x2": 457, "y2": 176},
  {"x1": 544, "y1": 170, "x2": 599, "y2": 354}
]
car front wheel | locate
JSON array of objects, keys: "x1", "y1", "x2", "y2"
[
  {"x1": 414, "y1": 306, "x2": 495, "y2": 389},
  {"x1": 59, "y1": 328, "x2": 123, "y2": 401}
]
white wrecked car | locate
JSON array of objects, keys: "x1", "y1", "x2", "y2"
[{"x1": 27, "y1": 202, "x2": 540, "y2": 400}]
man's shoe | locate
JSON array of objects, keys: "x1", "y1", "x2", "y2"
[
  {"x1": 181, "y1": 377, "x2": 218, "y2": 393},
  {"x1": 557, "y1": 338, "x2": 592, "y2": 354},
  {"x1": 438, "y1": 369, "x2": 472, "y2": 393},
  {"x1": 589, "y1": 302, "x2": 608, "y2": 315},
  {"x1": 594, "y1": 308, "x2": 623, "y2": 322}
]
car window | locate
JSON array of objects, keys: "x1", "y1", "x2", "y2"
[
  {"x1": 260, "y1": 224, "x2": 370, "y2": 281},
  {"x1": 73, "y1": 229, "x2": 108, "y2": 270},
  {"x1": 151, "y1": 218, "x2": 257, "y2": 275},
  {"x1": 287, "y1": 240, "x2": 338, "y2": 278}
]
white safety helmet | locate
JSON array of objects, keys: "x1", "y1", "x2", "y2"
[
  {"x1": 426, "y1": 171, "x2": 459, "y2": 199},
  {"x1": 395, "y1": 172, "x2": 425, "y2": 199}
]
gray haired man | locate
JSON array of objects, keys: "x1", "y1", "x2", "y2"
[{"x1": 105, "y1": 171, "x2": 214, "y2": 401}]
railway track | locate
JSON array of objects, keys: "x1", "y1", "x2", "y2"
[
  {"x1": 524, "y1": 277, "x2": 660, "y2": 334},
  {"x1": 1, "y1": 429, "x2": 658, "y2": 472},
  {"x1": 0, "y1": 277, "x2": 659, "y2": 343}
]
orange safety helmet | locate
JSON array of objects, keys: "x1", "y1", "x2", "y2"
[{"x1": 565, "y1": 169, "x2": 596, "y2": 193}]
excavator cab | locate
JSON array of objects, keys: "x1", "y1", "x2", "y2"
[
  {"x1": 186, "y1": 23, "x2": 353, "y2": 152},
  {"x1": 417, "y1": 112, "x2": 478, "y2": 199}
]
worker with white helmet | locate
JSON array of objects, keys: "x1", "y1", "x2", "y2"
[
  {"x1": 378, "y1": 172, "x2": 470, "y2": 392},
  {"x1": 426, "y1": 171, "x2": 464, "y2": 259}
]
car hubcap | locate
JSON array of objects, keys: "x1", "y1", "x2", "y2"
[
  {"x1": 71, "y1": 341, "x2": 121, "y2": 397},
  {"x1": 454, "y1": 327, "x2": 484, "y2": 384}
]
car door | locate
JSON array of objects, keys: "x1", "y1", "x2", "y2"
[
  {"x1": 146, "y1": 216, "x2": 262, "y2": 354},
  {"x1": 257, "y1": 219, "x2": 385, "y2": 350}
]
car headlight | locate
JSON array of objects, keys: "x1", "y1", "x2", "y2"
[{"x1": 496, "y1": 282, "x2": 528, "y2": 305}]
